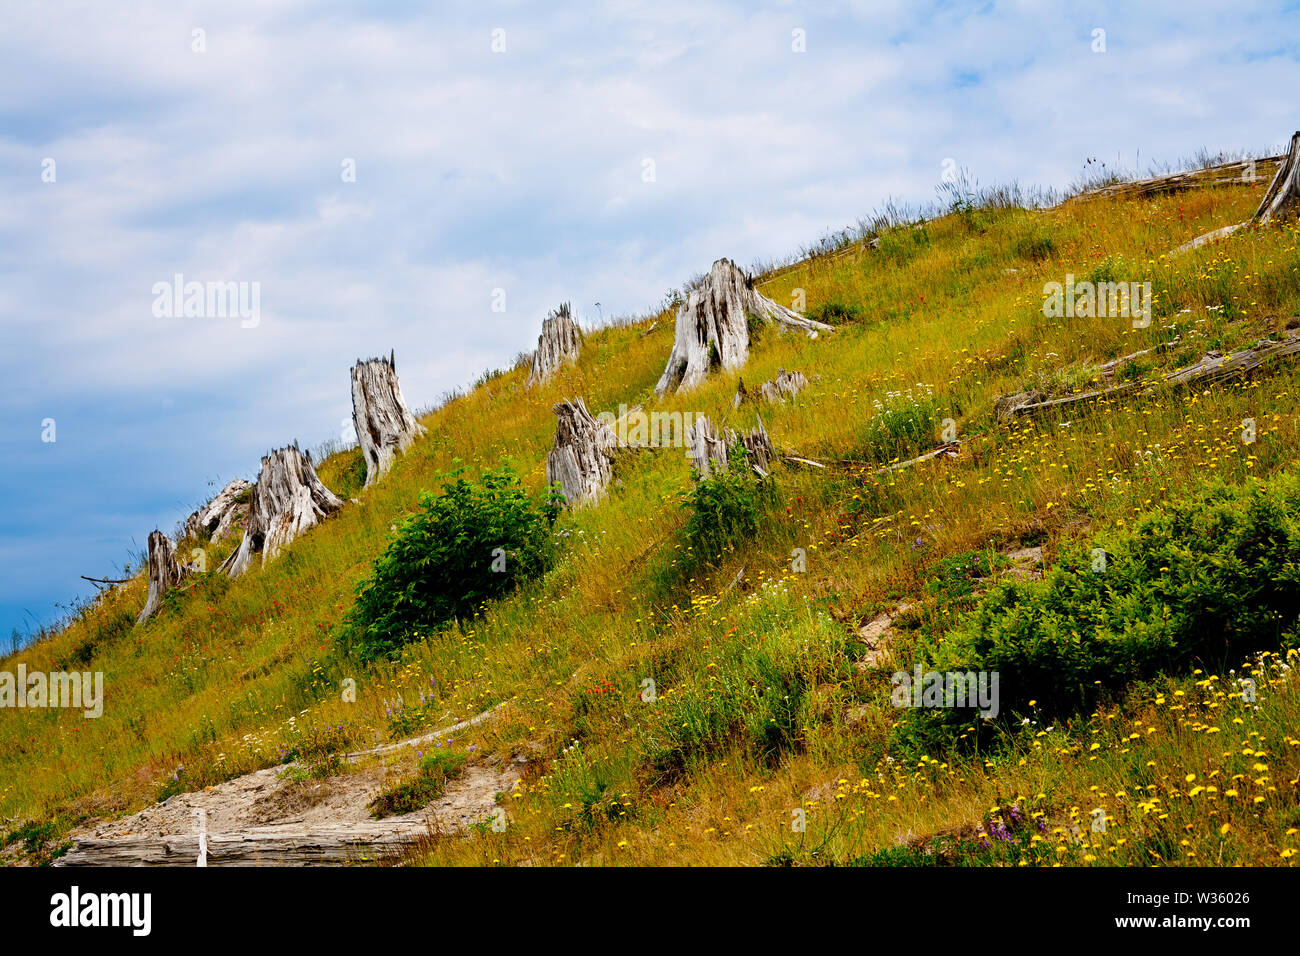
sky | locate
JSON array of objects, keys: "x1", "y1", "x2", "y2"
[{"x1": 1, "y1": 0, "x2": 1298, "y2": 640}]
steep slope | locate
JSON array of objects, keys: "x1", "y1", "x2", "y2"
[{"x1": 4, "y1": 171, "x2": 1300, "y2": 867}]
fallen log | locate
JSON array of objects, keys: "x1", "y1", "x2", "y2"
[
  {"x1": 545, "y1": 398, "x2": 617, "y2": 508},
  {"x1": 55, "y1": 824, "x2": 431, "y2": 867},
  {"x1": 654, "y1": 258, "x2": 831, "y2": 396},
  {"x1": 1172, "y1": 133, "x2": 1300, "y2": 253},
  {"x1": 183, "y1": 478, "x2": 252, "y2": 542},
  {"x1": 527, "y1": 303, "x2": 583, "y2": 387},
  {"x1": 220, "y1": 444, "x2": 345, "y2": 577},
  {"x1": 876, "y1": 440, "x2": 961, "y2": 474},
  {"x1": 136, "y1": 531, "x2": 188, "y2": 625},
  {"x1": 997, "y1": 336, "x2": 1300, "y2": 422},
  {"x1": 782, "y1": 454, "x2": 827, "y2": 469},
  {"x1": 1072, "y1": 155, "x2": 1280, "y2": 204},
  {"x1": 351, "y1": 352, "x2": 424, "y2": 487}
]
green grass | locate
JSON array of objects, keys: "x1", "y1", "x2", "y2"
[
  {"x1": 4, "y1": 172, "x2": 1300, "y2": 867},
  {"x1": 369, "y1": 750, "x2": 468, "y2": 818}
]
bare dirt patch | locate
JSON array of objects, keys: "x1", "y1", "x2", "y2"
[{"x1": 57, "y1": 709, "x2": 519, "y2": 866}]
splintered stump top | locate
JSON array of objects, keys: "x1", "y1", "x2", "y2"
[
  {"x1": 528, "y1": 303, "x2": 583, "y2": 387},
  {"x1": 546, "y1": 398, "x2": 616, "y2": 508},
  {"x1": 655, "y1": 258, "x2": 830, "y2": 397},
  {"x1": 351, "y1": 352, "x2": 424, "y2": 488},
  {"x1": 221, "y1": 444, "x2": 344, "y2": 577}
]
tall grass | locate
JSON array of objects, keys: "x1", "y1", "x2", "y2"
[{"x1": 5, "y1": 174, "x2": 1300, "y2": 867}]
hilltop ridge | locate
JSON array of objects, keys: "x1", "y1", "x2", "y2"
[{"x1": 5, "y1": 148, "x2": 1300, "y2": 867}]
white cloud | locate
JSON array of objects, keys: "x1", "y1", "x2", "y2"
[{"x1": 2, "y1": 0, "x2": 1298, "y2": 631}]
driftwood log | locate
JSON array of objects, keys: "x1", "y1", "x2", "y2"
[
  {"x1": 546, "y1": 398, "x2": 617, "y2": 508},
  {"x1": 136, "y1": 531, "x2": 188, "y2": 625},
  {"x1": 997, "y1": 336, "x2": 1300, "y2": 423},
  {"x1": 527, "y1": 303, "x2": 583, "y2": 387},
  {"x1": 351, "y1": 352, "x2": 424, "y2": 487},
  {"x1": 183, "y1": 479, "x2": 252, "y2": 542},
  {"x1": 55, "y1": 824, "x2": 428, "y2": 867},
  {"x1": 220, "y1": 444, "x2": 345, "y2": 576},
  {"x1": 1073, "y1": 155, "x2": 1281, "y2": 204},
  {"x1": 876, "y1": 441, "x2": 961, "y2": 474},
  {"x1": 1173, "y1": 132, "x2": 1300, "y2": 253},
  {"x1": 655, "y1": 258, "x2": 831, "y2": 396},
  {"x1": 56, "y1": 709, "x2": 505, "y2": 867},
  {"x1": 687, "y1": 415, "x2": 775, "y2": 478}
]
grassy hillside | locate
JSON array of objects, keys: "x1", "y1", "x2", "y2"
[{"x1": 5, "y1": 173, "x2": 1300, "y2": 867}]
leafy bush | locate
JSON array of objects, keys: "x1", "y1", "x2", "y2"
[
  {"x1": 282, "y1": 721, "x2": 360, "y2": 777},
  {"x1": 369, "y1": 750, "x2": 468, "y2": 818},
  {"x1": 902, "y1": 475, "x2": 1300, "y2": 748},
  {"x1": 682, "y1": 445, "x2": 773, "y2": 562},
  {"x1": 340, "y1": 465, "x2": 561, "y2": 661},
  {"x1": 1012, "y1": 228, "x2": 1055, "y2": 261},
  {"x1": 1, "y1": 820, "x2": 71, "y2": 864},
  {"x1": 807, "y1": 301, "x2": 865, "y2": 325},
  {"x1": 1087, "y1": 254, "x2": 1126, "y2": 285},
  {"x1": 646, "y1": 602, "x2": 850, "y2": 776},
  {"x1": 925, "y1": 550, "x2": 1004, "y2": 605},
  {"x1": 857, "y1": 385, "x2": 940, "y2": 464}
]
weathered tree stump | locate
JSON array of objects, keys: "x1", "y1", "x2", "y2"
[
  {"x1": 351, "y1": 351, "x2": 424, "y2": 487},
  {"x1": 759, "y1": 368, "x2": 808, "y2": 403},
  {"x1": 183, "y1": 479, "x2": 252, "y2": 542},
  {"x1": 1252, "y1": 131, "x2": 1300, "y2": 225},
  {"x1": 137, "y1": 531, "x2": 188, "y2": 625},
  {"x1": 528, "y1": 303, "x2": 583, "y2": 387},
  {"x1": 220, "y1": 444, "x2": 345, "y2": 577},
  {"x1": 546, "y1": 398, "x2": 617, "y2": 508},
  {"x1": 655, "y1": 259, "x2": 831, "y2": 396},
  {"x1": 731, "y1": 377, "x2": 753, "y2": 409},
  {"x1": 687, "y1": 415, "x2": 775, "y2": 478}
]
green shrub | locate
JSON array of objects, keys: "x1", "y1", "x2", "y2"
[
  {"x1": 1012, "y1": 228, "x2": 1055, "y2": 261},
  {"x1": 857, "y1": 385, "x2": 940, "y2": 464},
  {"x1": 682, "y1": 445, "x2": 773, "y2": 562},
  {"x1": 901, "y1": 474, "x2": 1300, "y2": 749},
  {"x1": 645, "y1": 603, "x2": 850, "y2": 775},
  {"x1": 340, "y1": 464, "x2": 562, "y2": 661},
  {"x1": 1, "y1": 820, "x2": 71, "y2": 864},
  {"x1": 846, "y1": 845, "x2": 942, "y2": 867},
  {"x1": 369, "y1": 750, "x2": 468, "y2": 818},
  {"x1": 807, "y1": 301, "x2": 865, "y2": 325},
  {"x1": 925, "y1": 550, "x2": 1004, "y2": 605},
  {"x1": 282, "y1": 721, "x2": 360, "y2": 777},
  {"x1": 1087, "y1": 254, "x2": 1125, "y2": 285}
]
